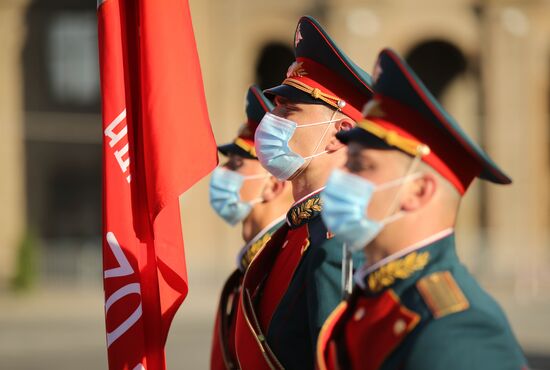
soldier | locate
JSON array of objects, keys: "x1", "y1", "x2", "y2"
[
  {"x1": 209, "y1": 85, "x2": 293, "y2": 370},
  {"x1": 234, "y1": 16, "x2": 374, "y2": 370},
  {"x1": 317, "y1": 48, "x2": 528, "y2": 370}
]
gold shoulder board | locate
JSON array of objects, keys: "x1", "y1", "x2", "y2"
[{"x1": 417, "y1": 271, "x2": 469, "y2": 319}]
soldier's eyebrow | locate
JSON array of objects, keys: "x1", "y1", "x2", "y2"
[
  {"x1": 275, "y1": 96, "x2": 289, "y2": 106},
  {"x1": 345, "y1": 145, "x2": 379, "y2": 171},
  {"x1": 347, "y1": 144, "x2": 363, "y2": 159},
  {"x1": 226, "y1": 155, "x2": 244, "y2": 171},
  {"x1": 286, "y1": 104, "x2": 302, "y2": 113},
  {"x1": 274, "y1": 96, "x2": 303, "y2": 115}
]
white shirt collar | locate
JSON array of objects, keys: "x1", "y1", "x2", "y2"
[{"x1": 354, "y1": 228, "x2": 454, "y2": 290}]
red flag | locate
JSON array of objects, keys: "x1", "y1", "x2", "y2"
[{"x1": 98, "y1": 0, "x2": 217, "y2": 369}]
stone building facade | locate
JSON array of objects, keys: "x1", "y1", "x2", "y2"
[{"x1": 0, "y1": 2, "x2": 548, "y2": 351}]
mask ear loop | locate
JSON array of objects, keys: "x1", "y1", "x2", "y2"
[
  {"x1": 308, "y1": 109, "x2": 338, "y2": 158},
  {"x1": 242, "y1": 173, "x2": 271, "y2": 181},
  {"x1": 297, "y1": 118, "x2": 340, "y2": 128},
  {"x1": 291, "y1": 109, "x2": 339, "y2": 179},
  {"x1": 382, "y1": 152, "x2": 424, "y2": 218},
  {"x1": 244, "y1": 173, "x2": 272, "y2": 207}
]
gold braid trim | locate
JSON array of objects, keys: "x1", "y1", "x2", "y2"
[
  {"x1": 368, "y1": 251, "x2": 430, "y2": 293},
  {"x1": 241, "y1": 233, "x2": 272, "y2": 270},
  {"x1": 290, "y1": 196, "x2": 322, "y2": 226},
  {"x1": 234, "y1": 138, "x2": 257, "y2": 157},
  {"x1": 283, "y1": 78, "x2": 345, "y2": 110},
  {"x1": 358, "y1": 119, "x2": 431, "y2": 157}
]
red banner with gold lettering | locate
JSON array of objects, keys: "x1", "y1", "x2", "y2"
[{"x1": 98, "y1": 0, "x2": 217, "y2": 369}]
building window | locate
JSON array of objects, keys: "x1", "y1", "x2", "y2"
[{"x1": 47, "y1": 12, "x2": 99, "y2": 106}]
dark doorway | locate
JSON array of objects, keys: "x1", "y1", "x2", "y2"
[
  {"x1": 405, "y1": 40, "x2": 468, "y2": 99},
  {"x1": 255, "y1": 42, "x2": 294, "y2": 91}
]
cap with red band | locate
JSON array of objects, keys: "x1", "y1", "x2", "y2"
[
  {"x1": 218, "y1": 85, "x2": 273, "y2": 160},
  {"x1": 264, "y1": 16, "x2": 374, "y2": 122},
  {"x1": 337, "y1": 48, "x2": 511, "y2": 194}
]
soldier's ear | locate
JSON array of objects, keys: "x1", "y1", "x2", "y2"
[
  {"x1": 262, "y1": 176, "x2": 286, "y2": 202},
  {"x1": 401, "y1": 173, "x2": 437, "y2": 212},
  {"x1": 326, "y1": 119, "x2": 353, "y2": 152}
]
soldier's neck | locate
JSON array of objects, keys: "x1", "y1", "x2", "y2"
[
  {"x1": 241, "y1": 204, "x2": 285, "y2": 243},
  {"x1": 290, "y1": 164, "x2": 331, "y2": 201},
  {"x1": 365, "y1": 227, "x2": 455, "y2": 268}
]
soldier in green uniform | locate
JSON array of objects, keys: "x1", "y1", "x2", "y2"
[
  {"x1": 317, "y1": 48, "x2": 528, "y2": 370},
  {"x1": 234, "y1": 16, "x2": 373, "y2": 370},
  {"x1": 209, "y1": 85, "x2": 293, "y2": 370}
]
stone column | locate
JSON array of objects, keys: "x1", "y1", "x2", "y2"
[
  {"x1": 0, "y1": 0, "x2": 29, "y2": 289},
  {"x1": 482, "y1": 1, "x2": 550, "y2": 294}
]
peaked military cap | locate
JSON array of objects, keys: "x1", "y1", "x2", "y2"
[
  {"x1": 337, "y1": 48, "x2": 512, "y2": 194},
  {"x1": 218, "y1": 85, "x2": 274, "y2": 159},
  {"x1": 264, "y1": 16, "x2": 374, "y2": 121}
]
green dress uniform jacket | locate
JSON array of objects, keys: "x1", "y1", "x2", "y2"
[{"x1": 317, "y1": 232, "x2": 528, "y2": 370}]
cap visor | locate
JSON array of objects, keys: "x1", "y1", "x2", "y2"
[
  {"x1": 217, "y1": 143, "x2": 257, "y2": 160},
  {"x1": 264, "y1": 84, "x2": 330, "y2": 106},
  {"x1": 336, "y1": 127, "x2": 396, "y2": 152}
]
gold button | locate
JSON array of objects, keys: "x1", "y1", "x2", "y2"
[
  {"x1": 353, "y1": 307, "x2": 366, "y2": 321},
  {"x1": 393, "y1": 319, "x2": 406, "y2": 335}
]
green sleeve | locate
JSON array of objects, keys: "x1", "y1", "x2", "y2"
[{"x1": 404, "y1": 310, "x2": 527, "y2": 370}]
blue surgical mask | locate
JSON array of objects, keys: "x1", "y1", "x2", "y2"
[
  {"x1": 254, "y1": 112, "x2": 338, "y2": 180},
  {"x1": 209, "y1": 167, "x2": 266, "y2": 225},
  {"x1": 321, "y1": 169, "x2": 420, "y2": 252}
]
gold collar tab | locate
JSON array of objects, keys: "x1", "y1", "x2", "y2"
[{"x1": 367, "y1": 251, "x2": 430, "y2": 293}]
